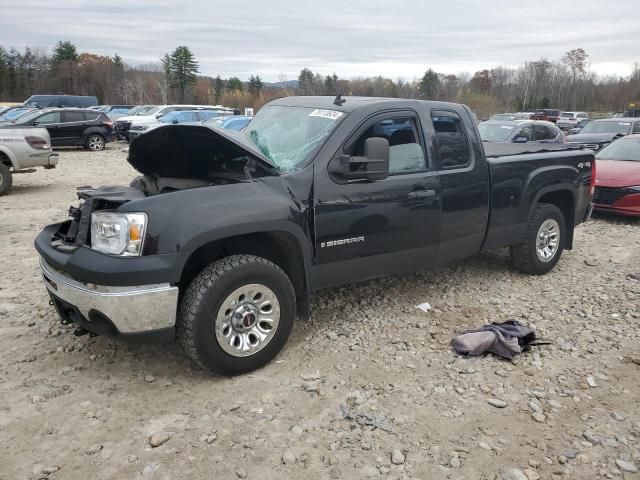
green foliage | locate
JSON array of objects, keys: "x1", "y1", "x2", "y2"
[
  {"x1": 419, "y1": 68, "x2": 440, "y2": 99},
  {"x1": 226, "y1": 77, "x2": 244, "y2": 92},
  {"x1": 297, "y1": 68, "x2": 317, "y2": 95},
  {"x1": 167, "y1": 46, "x2": 199, "y2": 102},
  {"x1": 214, "y1": 76, "x2": 224, "y2": 103},
  {"x1": 112, "y1": 54, "x2": 125, "y2": 71},
  {"x1": 52, "y1": 40, "x2": 78, "y2": 64},
  {"x1": 248, "y1": 75, "x2": 263, "y2": 95},
  {"x1": 324, "y1": 73, "x2": 338, "y2": 94}
]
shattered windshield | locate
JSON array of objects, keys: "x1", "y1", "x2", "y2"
[{"x1": 245, "y1": 105, "x2": 344, "y2": 172}]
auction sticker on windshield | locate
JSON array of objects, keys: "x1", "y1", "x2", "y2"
[{"x1": 309, "y1": 109, "x2": 344, "y2": 120}]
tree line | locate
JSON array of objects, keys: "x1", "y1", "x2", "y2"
[{"x1": 1, "y1": 41, "x2": 639, "y2": 118}]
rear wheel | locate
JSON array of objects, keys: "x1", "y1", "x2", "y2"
[
  {"x1": 86, "y1": 134, "x2": 105, "y2": 151},
  {"x1": 177, "y1": 255, "x2": 296, "y2": 375},
  {"x1": 510, "y1": 203, "x2": 566, "y2": 275},
  {"x1": 0, "y1": 163, "x2": 12, "y2": 196}
]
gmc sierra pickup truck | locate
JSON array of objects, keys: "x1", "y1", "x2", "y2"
[
  {"x1": 35, "y1": 96, "x2": 595, "y2": 374},
  {"x1": 0, "y1": 127, "x2": 59, "y2": 195}
]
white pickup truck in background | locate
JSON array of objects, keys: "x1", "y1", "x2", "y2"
[{"x1": 0, "y1": 127, "x2": 59, "y2": 195}]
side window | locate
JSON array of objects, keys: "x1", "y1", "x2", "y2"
[
  {"x1": 62, "y1": 111, "x2": 85, "y2": 123},
  {"x1": 515, "y1": 125, "x2": 533, "y2": 141},
  {"x1": 348, "y1": 116, "x2": 426, "y2": 174},
  {"x1": 36, "y1": 112, "x2": 60, "y2": 124},
  {"x1": 431, "y1": 110, "x2": 470, "y2": 169},
  {"x1": 199, "y1": 111, "x2": 218, "y2": 121},
  {"x1": 633, "y1": 122, "x2": 640, "y2": 134},
  {"x1": 534, "y1": 125, "x2": 556, "y2": 141}
]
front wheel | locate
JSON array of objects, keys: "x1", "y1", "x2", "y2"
[
  {"x1": 510, "y1": 203, "x2": 566, "y2": 275},
  {"x1": 85, "y1": 134, "x2": 105, "y2": 151},
  {"x1": 0, "y1": 163, "x2": 13, "y2": 196},
  {"x1": 177, "y1": 255, "x2": 296, "y2": 375}
]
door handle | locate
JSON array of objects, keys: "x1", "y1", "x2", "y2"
[{"x1": 407, "y1": 189, "x2": 436, "y2": 199}]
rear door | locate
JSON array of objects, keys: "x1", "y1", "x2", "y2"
[
  {"x1": 59, "y1": 110, "x2": 87, "y2": 144},
  {"x1": 312, "y1": 110, "x2": 441, "y2": 288},
  {"x1": 533, "y1": 124, "x2": 559, "y2": 143},
  {"x1": 429, "y1": 109, "x2": 490, "y2": 263}
]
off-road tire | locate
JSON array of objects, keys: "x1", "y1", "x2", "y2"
[
  {"x1": 177, "y1": 254, "x2": 296, "y2": 375},
  {"x1": 0, "y1": 163, "x2": 12, "y2": 196},
  {"x1": 510, "y1": 203, "x2": 566, "y2": 275}
]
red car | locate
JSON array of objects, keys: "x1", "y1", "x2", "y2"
[
  {"x1": 593, "y1": 134, "x2": 640, "y2": 216},
  {"x1": 530, "y1": 109, "x2": 561, "y2": 123}
]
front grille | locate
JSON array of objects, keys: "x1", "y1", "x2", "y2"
[
  {"x1": 115, "y1": 121, "x2": 131, "y2": 132},
  {"x1": 583, "y1": 143, "x2": 601, "y2": 150},
  {"x1": 593, "y1": 187, "x2": 629, "y2": 206},
  {"x1": 130, "y1": 125, "x2": 146, "y2": 131}
]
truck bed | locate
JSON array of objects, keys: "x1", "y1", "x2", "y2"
[{"x1": 483, "y1": 143, "x2": 586, "y2": 158}]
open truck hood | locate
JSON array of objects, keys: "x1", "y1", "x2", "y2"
[{"x1": 128, "y1": 124, "x2": 277, "y2": 180}]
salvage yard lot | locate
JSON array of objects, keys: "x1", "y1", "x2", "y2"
[{"x1": 1, "y1": 145, "x2": 639, "y2": 479}]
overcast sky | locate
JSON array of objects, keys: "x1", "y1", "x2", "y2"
[{"x1": 2, "y1": 0, "x2": 638, "y2": 81}]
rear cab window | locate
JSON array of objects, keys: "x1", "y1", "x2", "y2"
[{"x1": 431, "y1": 110, "x2": 471, "y2": 169}]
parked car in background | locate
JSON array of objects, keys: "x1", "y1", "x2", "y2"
[
  {"x1": 114, "y1": 105, "x2": 160, "y2": 140},
  {"x1": 219, "y1": 115, "x2": 253, "y2": 130},
  {"x1": 556, "y1": 111, "x2": 589, "y2": 130},
  {"x1": 489, "y1": 114, "x2": 518, "y2": 121},
  {"x1": 93, "y1": 105, "x2": 136, "y2": 121},
  {"x1": 23, "y1": 95, "x2": 99, "y2": 108},
  {"x1": 530, "y1": 109, "x2": 561, "y2": 123},
  {"x1": 478, "y1": 120, "x2": 564, "y2": 144},
  {"x1": 0, "y1": 108, "x2": 114, "y2": 151},
  {"x1": 0, "y1": 106, "x2": 36, "y2": 122},
  {"x1": 623, "y1": 108, "x2": 640, "y2": 118},
  {"x1": 566, "y1": 118, "x2": 640, "y2": 151},
  {"x1": 0, "y1": 126, "x2": 58, "y2": 195},
  {"x1": 568, "y1": 118, "x2": 593, "y2": 135},
  {"x1": 592, "y1": 134, "x2": 640, "y2": 216},
  {"x1": 128, "y1": 110, "x2": 221, "y2": 142}
]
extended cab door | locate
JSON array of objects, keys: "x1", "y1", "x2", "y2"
[
  {"x1": 428, "y1": 109, "x2": 490, "y2": 263},
  {"x1": 312, "y1": 110, "x2": 441, "y2": 289}
]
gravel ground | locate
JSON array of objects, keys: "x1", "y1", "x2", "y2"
[{"x1": 1, "y1": 144, "x2": 639, "y2": 480}]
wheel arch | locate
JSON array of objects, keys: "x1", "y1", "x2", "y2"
[
  {"x1": 531, "y1": 186, "x2": 576, "y2": 249},
  {"x1": 0, "y1": 146, "x2": 18, "y2": 169},
  {"x1": 178, "y1": 230, "x2": 311, "y2": 318}
]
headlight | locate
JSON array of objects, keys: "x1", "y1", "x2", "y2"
[{"x1": 90, "y1": 212, "x2": 147, "y2": 256}]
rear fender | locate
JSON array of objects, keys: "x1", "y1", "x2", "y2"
[{"x1": 0, "y1": 145, "x2": 19, "y2": 169}]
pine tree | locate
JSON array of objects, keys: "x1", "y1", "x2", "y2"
[
  {"x1": 112, "y1": 54, "x2": 125, "y2": 71},
  {"x1": 324, "y1": 73, "x2": 338, "y2": 94},
  {"x1": 419, "y1": 68, "x2": 440, "y2": 99},
  {"x1": 248, "y1": 75, "x2": 263, "y2": 95},
  {"x1": 168, "y1": 46, "x2": 199, "y2": 103},
  {"x1": 214, "y1": 76, "x2": 224, "y2": 103},
  {"x1": 52, "y1": 40, "x2": 78, "y2": 64},
  {"x1": 226, "y1": 77, "x2": 244, "y2": 92}
]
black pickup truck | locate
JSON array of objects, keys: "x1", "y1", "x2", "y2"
[{"x1": 35, "y1": 96, "x2": 595, "y2": 374}]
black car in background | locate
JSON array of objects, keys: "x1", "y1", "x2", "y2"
[
  {"x1": 1, "y1": 108, "x2": 114, "y2": 151},
  {"x1": 23, "y1": 95, "x2": 99, "y2": 108}
]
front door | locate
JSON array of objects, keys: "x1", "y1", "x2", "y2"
[
  {"x1": 33, "y1": 111, "x2": 62, "y2": 145},
  {"x1": 312, "y1": 111, "x2": 441, "y2": 290}
]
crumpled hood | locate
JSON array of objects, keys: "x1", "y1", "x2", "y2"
[
  {"x1": 128, "y1": 124, "x2": 277, "y2": 179},
  {"x1": 595, "y1": 160, "x2": 640, "y2": 187},
  {"x1": 566, "y1": 132, "x2": 623, "y2": 144}
]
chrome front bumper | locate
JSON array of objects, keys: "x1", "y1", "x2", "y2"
[{"x1": 40, "y1": 258, "x2": 179, "y2": 334}]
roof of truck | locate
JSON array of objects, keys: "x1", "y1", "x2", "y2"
[{"x1": 269, "y1": 95, "x2": 438, "y2": 113}]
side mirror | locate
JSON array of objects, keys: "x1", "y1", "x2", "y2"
[
  {"x1": 513, "y1": 136, "x2": 529, "y2": 143},
  {"x1": 328, "y1": 137, "x2": 389, "y2": 181},
  {"x1": 32, "y1": 121, "x2": 39, "y2": 126},
  {"x1": 172, "y1": 119, "x2": 179, "y2": 124},
  {"x1": 156, "y1": 113, "x2": 162, "y2": 118}
]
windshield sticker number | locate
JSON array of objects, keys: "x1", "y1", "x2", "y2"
[
  {"x1": 500, "y1": 126, "x2": 514, "y2": 129},
  {"x1": 309, "y1": 109, "x2": 343, "y2": 120},
  {"x1": 619, "y1": 122, "x2": 630, "y2": 126}
]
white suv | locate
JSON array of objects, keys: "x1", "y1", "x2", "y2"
[{"x1": 557, "y1": 111, "x2": 589, "y2": 130}]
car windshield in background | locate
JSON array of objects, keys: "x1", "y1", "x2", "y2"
[
  {"x1": 478, "y1": 123, "x2": 515, "y2": 142},
  {"x1": 560, "y1": 113, "x2": 573, "y2": 117},
  {"x1": 245, "y1": 106, "x2": 344, "y2": 172},
  {"x1": 137, "y1": 106, "x2": 159, "y2": 115},
  {"x1": 596, "y1": 137, "x2": 640, "y2": 161},
  {"x1": 3, "y1": 108, "x2": 31, "y2": 120},
  {"x1": 158, "y1": 111, "x2": 182, "y2": 123},
  {"x1": 579, "y1": 121, "x2": 631, "y2": 135},
  {"x1": 12, "y1": 109, "x2": 42, "y2": 124}
]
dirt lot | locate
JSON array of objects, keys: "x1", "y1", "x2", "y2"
[{"x1": 1, "y1": 144, "x2": 639, "y2": 480}]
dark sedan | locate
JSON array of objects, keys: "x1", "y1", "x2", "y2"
[
  {"x1": 593, "y1": 134, "x2": 640, "y2": 217},
  {"x1": 566, "y1": 118, "x2": 640, "y2": 151}
]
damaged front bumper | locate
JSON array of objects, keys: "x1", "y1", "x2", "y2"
[{"x1": 40, "y1": 257, "x2": 178, "y2": 343}]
